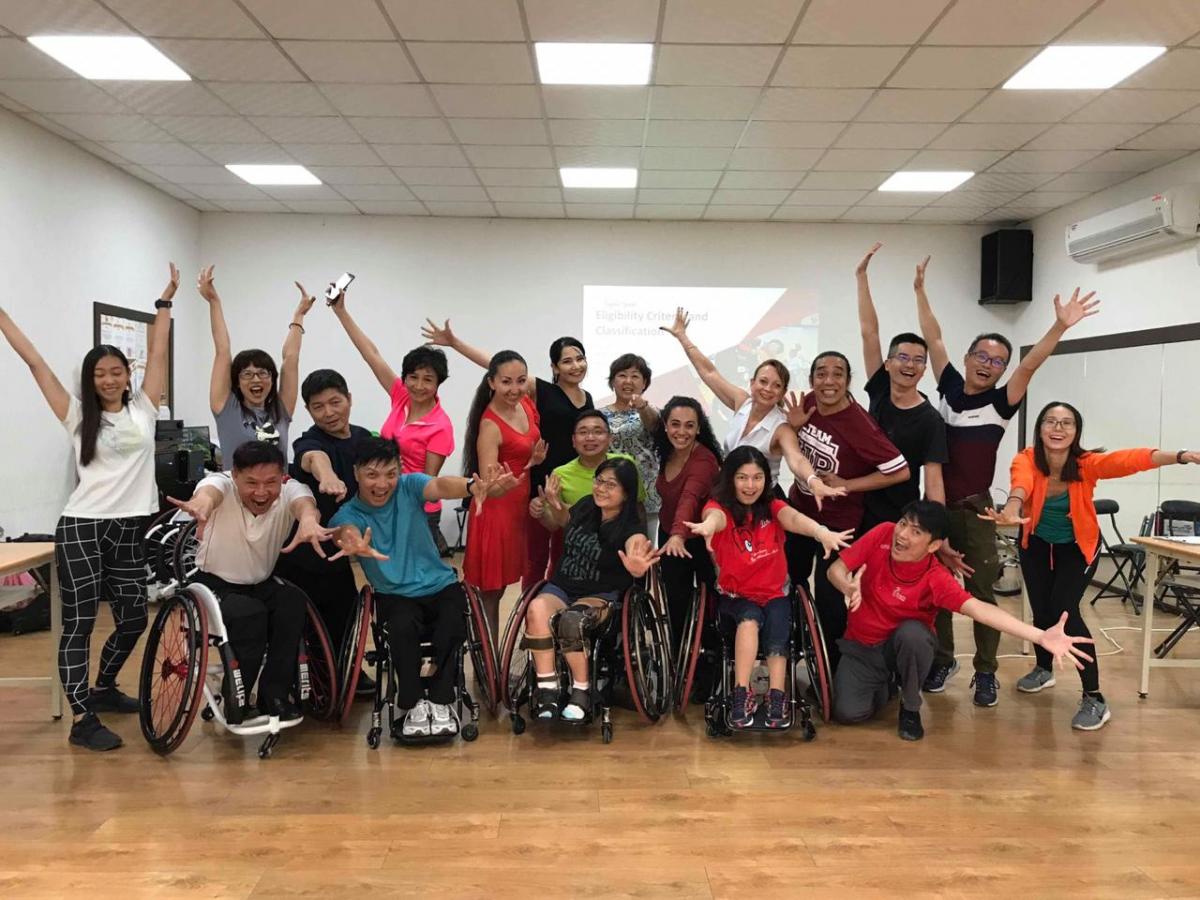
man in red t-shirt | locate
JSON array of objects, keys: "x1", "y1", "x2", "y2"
[{"x1": 827, "y1": 500, "x2": 1092, "y2": 741}]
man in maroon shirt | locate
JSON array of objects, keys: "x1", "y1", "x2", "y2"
[{"x1": 827, "y1": 500, "x2": 1092, "y2": 741}]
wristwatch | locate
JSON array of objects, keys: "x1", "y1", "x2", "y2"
[
  {"x1": 1179, "y1": 450, "x2": 1190, "y2": 464},
  {"x1": 154, "y1": 298, "x2": 173, "y2": 309},
  {"x1": 465, "y1": 477, "x2": 477, "y2": 494}
]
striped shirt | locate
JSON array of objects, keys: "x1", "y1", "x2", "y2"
[{"x1": 936, "y1": 363, "x2": 1022, "y2": 504}]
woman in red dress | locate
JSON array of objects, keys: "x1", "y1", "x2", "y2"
[{"x1": 462, "y1": 350, "x2": 547, "y2": 639}]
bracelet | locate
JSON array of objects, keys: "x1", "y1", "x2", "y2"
[
  {"x1": 805, "y1": 473, "x2": 818, "y2": 486},
  {"x1": 289, "y1": 322, "x2": 305, "y2": 334}
]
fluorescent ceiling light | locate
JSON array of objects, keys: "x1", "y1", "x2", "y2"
[
  {"x1": 27, "y1": 35, "x2": 189, "y2": 81},
  {"x1": 536, "y1": 42, "x2": 653, "y2": 85},
  {"x1": 1004, "y1": 45, "x2": 1165, "y2": 90},
  {"x1": 878, "y1": 171, "x2": 974, "y2": 193},
  {"x1": 560, "y1": 167, "x2": 638, "y2": 189},
  {"x1": 226, "y1": 164, "x2": 321, "y2": 186}
]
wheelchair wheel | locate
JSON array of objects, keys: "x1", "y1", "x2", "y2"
[
  {"x1": 141, "y1": 508, "x2": 177, "y2": 570},
  {"x1": 338, "y1": 586, "x2": 373, "y2": 726},
  {"x1": 621, "y1": 583, "x2": 671, "y2": 724},
  {"x1": 797, "y1": 586, "x2": 832, "y2": 723},
  {"x1": 153, "y1": 520, "x2": 186, "y2": 584},
  {"x1": 464, "y1": 583, "x2": 500, "y2": 716},
  {"x1": 674, "y1": 583, "x2": 707, "y2": 711},
  {"x1": 301, "y1": 599, "x2": 339, "y2": 721},
  {"x1": 497, "y1": 580, "x2": 543, "y2": 714},
  {"x1": 172, "y1": 520, "x2": 201, "y2": 585},
  {"x1": 139, "y1": 588, "x2": 209, "y2": 756}
]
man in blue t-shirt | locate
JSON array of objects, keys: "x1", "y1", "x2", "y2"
[{"x1": 329, "y1": 437, "x2": 512, "y2": 739}]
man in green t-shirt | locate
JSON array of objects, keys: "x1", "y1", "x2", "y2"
[{"x1": 530, "y1": 410, "x2": 645, "y2": 520}]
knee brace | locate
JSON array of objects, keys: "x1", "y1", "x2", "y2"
[{"x1": 554, "y1": 603, "x2": 608, "y2": 653}]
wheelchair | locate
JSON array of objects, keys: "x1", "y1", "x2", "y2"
[
  {"x1": 497, "y1": 574, "x2": 671, "y2": 743},
  {"x1": 671, "y1": 575, "x2": 710, "y2": 712},
  {"x1": 702, "y1": 585, "x2": 831, "y2": 740},
  {"x1": 350, "y1": 583, "x2": 498, "y2": 747},
  {"x1": 141, "y1": 507, "x2": 200, "y2": 601}
]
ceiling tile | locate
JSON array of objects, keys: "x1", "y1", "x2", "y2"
[
  {"x1": 308, "y1": 167, "x2": 400, "y2": 186},
  {"x1": 959, "y1": 171, "x2": 1055, "y2": 191},
  {"x1": 988, "y1": 150, "x2": 1100, "y2": 172},
  {"x1": 151, "y1": 115, "x2": 269, "y2": 144},
  {"x1": 655, "y1": 45, "x2": 779, "y2": 87},
  {"x1": 773, "y1": 46, "x2": 907, "y2": 88},
  {"x1": 1036, "y1": 171, "x2": 1132, "y2": 192},
  {"x1": 249, "y1": 116, "x2": 359, "y2": 143},
  {"x1": 1061, "y1": 0, "x2": 1200, "y2": 44},
  {"x1": 639, "y1": 170, "x2": 724, "y2": 188},
  {"x1": 281, "y1": 41, "x2": 418, "y2": 84},
  {"x1": 393, "y1": 166, "x2": 481, "y2": 185},
  {"x1": 193, "y1": 143, "x2": 295, "y2": 164},
  {"x1": 176, "y1": 182, "x2": 271, "y2": 201},
  {"x1": 543, "y1": 86, "x2": 648, "y2": 119},
  {"x1": 930, "y1": 191, "x2": 1020, "y2": 208},
  {"x1": 425, "y1": 201, "x2": 497, "y2": 216},
  {"x1": 549, "y1": 118, "x2": 644, "y2": 145},
  {"x1": 450, "y1": 117, "x2": 547, "y2": 145},
  {"x1": 801, "y1": 171, "x2": 889, "y2": 189},
  {"x1": 649, "y1": 86, "x2": 761, "y2": 120},
  {"x1": 376, "y1": 145, "x2": 470, "y2": 166},
  {"x1": 1120, "y1": 123, "x2": 1200, "y2": 150},
  {"x1": 754, "y1": 88, "x2": 872, "y2": 121},
  {"x1": 319, "y1": 84, "x2": 437, "y2": 117},
  {"x1": 1072, "y1": 148, "x2": 1190, "y2": 172},
  {"x1": 0, "y1": 79, "x2": 127, "y2": 113},
  {"x1": 241, "y1": 0, "x2": 394, "y2": 40},
  {"x1": 494, "y1": 202, "x2": 565, "y2": 218},
  {"x1": 1123, "y1": 49, "x2": 1200, "y2": 90},
  {"x1": 184, "y1": 199, "x2": 221, "y2": 211},
  {"x1": 834, "y1": 122, "x2": 945, "y2": 149},
  {"x1": 487, "y1": 186, "x2": 563, "y2": 202},
  {"x1": 637, "y1": 187, "x2": 713, "y2": 204},
  {"x1": 348, "y1": 117, "x2": 455, "y2": 143},
  {"x1": 382, "y1": 0, "x2": 525, "y2": 41},
  {"x1": 566, "y1": 203, "x2": 636, "y2": 218},
  {"x1": 555, "y1": 145, "x2": 639, "y2": 166},
  {"x1": 728, "y1": 147, "x2": 823, "y2": 170},
  {"x1": 46, "y1": 113, "x2": 169, "y2": 141},
  {"x1": 1023, "y1": 122, "x2": 1148, "y2": 151},
  {"x1": 710, "y1": 188, "x2": 790, "y2": 205},
  {"x1": 907, "y1": 208, "x2": 981, "y2": 223},
  {"x1": 929, "y1": 122, "x2": 1050, "y2": 149},
  {"x1": 857, "y1": 190, "x2": 937, "y2": 207},
  {"x1": 1068, "y1": 91, "x2": 1200, "y2": 124},
  {"x1": 474, "y1": 168, "x2": 557, "y2": 186},
  {"x1": 887, "y1": 47, "x2": 1035, "y2": 90},
  {"x1": 155, "y1": 39, "x2": 301, "y2": 82},
  {"x1": 155, "y1": 183, "x2": 201, "y2": 200},
  {"x1": 792, "y1": 0, "x2": 950, "y2": 44},
  {"x1": 98, "y1": 140, "x2": 213, "y2": 166},
  {"x1": 719, "y1": 170, "x2": 804, "y2": 189},
  {"x1": 1177, "y1": 105, "x2": 1200, "y2": 124},
  {"x1": 463, "y1": 145, "x2": 555, "y2": 167},
  {"x1": 431, "y1": 84, "x2": 542, "y2": 118},
  {"x1": 281, "y1": 142, "x2": 381, "y2": 165},
  {"x1": 904, "y1": 148, "x2": 1006, "y2": 169},
  {"x1": 704, "y1": 205, "x2": 780, "y2": 219},
  {"x1": 772, "y1": 205, "x2": 849, "y2": 220},
  {"x1": 409, "y1": 42, "x2": 534, "y2": 84},
  {"x1": 283, "y1": 200, "x2": 360, "y2": 214},
  {"x1": 19, "y1": 112, "x2": 77, "y2": 137},
  {"x1": 260, "y1": 184, "x2": 343, "y2": 200},
  {"x1": 635, "y1": 204, "x2": 705, "y2": 219},
  {"x1": 640, "y1": 146, "x2": 732, "y2": 169},
  {"x1": 144, "y1": 164, "x2": 242, "y2": 184},
  {"x1": 661, "y1": 0, "x2": 805, "y2": 43},
  {"x1": 840, "y1": 206, "x2": 923, "y2": 221},
  {"x1": 814, "y1": 147, "x2": 916, "y2": 171},
  {"x1": 524, "y1": 0, "x2": 659, "y2": 41},
  {"x1": 962, "y1": 91, "x2": 1098, "y2": 123},
  {"x1": 104, "y1": 0, "x2": 263, "y2": 38},
  {"x1": 987, "y1": 205, "x2": 1042, "y2": 222},
  {"x1": 856, "y1": 89, "x2": 987, "y2": 122},
  {"x1": 0, "y1": 37, "x2": 76, "y2": 78},
  {"x1": 74, "y1": 140, "x2": 130, "y2": 166},
  {"x1": 102, "y1": 83, "x2": 235, "y2": 116},
  {"x1": 210, "y1": 83, "x2": 336, "y2": 116},
  {"x1": 117, "y1": 163, "x2": 166, "y2": 183},
  {"x1": 356, "y1": 200, "x2": 429, "y2": 215},
  {"x1": 217, "y1": 200, "x2": 291, "y2": 212},
  {"x1": 1007, "y1": 191, "x2": 1092, "y2": 209},
  {"x1": 562, "y1": 187, "x2": 636, "y2": 203},
  {"x1": 411, "y1": 184, "x2": 490, "y2": 202},
  {"x1": 0, "y1": 0, "x2": 130, "y2": 35},
  {"x1": 740, "y1": 121, "x2": 843, "y2": 148},
  {"x1": 644, "y1": 119, "x2": 745, "y2": 147},
  {"x1": 924, "y1": 0, "x2": 1094, "y2": 44}
]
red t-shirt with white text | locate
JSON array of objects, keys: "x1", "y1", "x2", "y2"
[{"x1": 704, "y1": 499, "x2": 790, "y2": 605}]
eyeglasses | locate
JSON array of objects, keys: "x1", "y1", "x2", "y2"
[
  {"x1": 574, "y1": 428, "x2": 608, "y2": 438},
  {"x1": 1042, "y1": 417, "x2": 1077, "y2": 430},
  {"x1": 593, "y1": 477, "x2": 621, "y2": 490},
  {"x1": 890, "y1": 352, "x2": 927, "y2": 367},
  {"x1": 239, "y1": 369, "x2": 272, "y2": 382},
  {"x1": 970, "y1": 350, "x2": 1008, "y2": 370}
]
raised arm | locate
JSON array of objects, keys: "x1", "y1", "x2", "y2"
[
  {"x1": 824, "y1": 464, "x2": 910, "y2": 496},
  {"x1": 141, "y1": 263, "x2": 178, "y2": 408},
  {"x1": 773, "y1": 424, "x2": 846, "y2": 510},
  {"x1": 913, "y1": 256, "x2": 950, "y2": 381},
  {"x1": 1005, "y1": 288, "x2": 1100, "y2": 407},
  {"x1": 777, "y1": 505, "x2": 853, "y2": 558},
  {"x1": 197, "y1": 265, "x2": 232, "y2": 415},
  {"x1": 856, "y1": 242, "x2": 884, "y2": 378},
  {"x1": 279, "y1": 281, "x2": 316, "y2": 419},
  {"x1": 330, "y1": 290, "x2": 398, "y2": 393},
  {"x1": 0, "y1": 305, "x2": 71, "y2": 421},
  {"x1": 281, "y1": 494, "x2": 334, "y2": 556},
  {"x1": 300, "y1": 450, "x2": 348, "y2": 503},
  {"x1": 166, "y1": 484, "x2": 224, "y2": 539},
  {"x1": 658, "y1": 307, "x2": 748, "y2": 412},
  {"x1": 961, "y1": 601, "x2": 1093, "y2": 670},
  {"x1": 421, "y1": 318, "x2": 492, "y2": 370},
  {"x1": 618, "y1": 533, "x2": 660, "y2": 578},
  {"x1": 425, "y1": 463, "x2": 519, "y2": 513}
]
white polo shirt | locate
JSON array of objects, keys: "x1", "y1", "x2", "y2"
[
  {"x1": 194, "y1": 473, "x2": 313, "y2": 585},
  {"x1": 722, "y1": 399, "x2": 786, "y2": 481}
]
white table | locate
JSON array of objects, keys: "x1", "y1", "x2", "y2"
[
  {"x1": 1135, "y1": 535, "x2": 1200, "y2": 698},
  {"x1": 0, "y1": 542, "x2": 63, "y2": 718}
]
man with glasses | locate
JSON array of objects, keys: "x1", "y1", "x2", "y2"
[
  {"x1": 915, "y1": 255, "x2": 1099, "y2": 706},
  {"x1": 529, "y1": 410, "x2": 645, "y2": 518}
]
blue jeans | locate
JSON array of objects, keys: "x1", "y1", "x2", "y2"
[{"x1": 718, "y1": 593, "x2": 791, "y2": 657}]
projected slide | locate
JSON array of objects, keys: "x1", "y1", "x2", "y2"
[{"x1": 583, "y1": 285, "x2": 818, "y2": 445}]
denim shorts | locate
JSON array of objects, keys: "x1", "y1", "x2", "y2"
[
  {"x1": 718, "y1": 593, "x2": 791, "y2": 657},
  {"x1": 541, "y1": 581, "x2": 620, "y2": 607}
]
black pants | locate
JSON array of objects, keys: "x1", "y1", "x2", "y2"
[
  {"x1": 785, "y1": 532, "x2": 845, "y2": 672},
  {"x1": 54, "y1": 515, "x2": 149, "y2": 715},
  {"x1": 195, "y1": 573, "x2": 307, "y2": 706},
  {"x1": 656, "y1": 530, "x2": 715, "y2": 659},
  {"x1": 376, "y1": 582, "x2": 467, "y2": 708},
  {"x1": 1019, "y1": 535, "x2": 1099, "y2": 693},
  {"x1": 273, "y1": 547, "x2": 357, "y2": 652},
  {"x1": 833, "y1": 620, "x2": 937, "y2": 723}
]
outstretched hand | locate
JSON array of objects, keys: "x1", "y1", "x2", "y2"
[
  {"x1": 197, "y1": 265, "x2": 218, "y2": 302},
  {"x1": 913, "y1": 255, "x2": 931, "y2": 292},
  {"x1": 1053, "y1": 287, "x2": 1100, "y2": 330},
  {"x1": 328, "y1": 526, "x2": 389, "y2": 562},
  {"x1": 524, "y1": 439, "x2": 549, "y2": 471},
  {"x1": 166, "y1": 495, "x2": 209, "y2": 540},
  {"x1": 811, "y1": 473, "x2": 847, "y2": 511},
  {"x1": 856, "y1": 242, "x2": 882, "y2": 276},
  {"x1": 936, "y1": 541, "x2": 975, "y2": 578},
  {"x1": 843, "y1": 565, "x2": 865, "y2": 611},
  {"x1": 281, "y1": 519, "x2": 334, "y2": 557},
  {"x1": 683, "y1": 517, "x2": 719, "y2": 553},
  {"x1": 784, "y1": 390, "x2": 811, "y2": 430},
  {"x1": 660, "y1": 534, "x2": 692, "y2": 559},
  {"x1": 294, "y1": 282, "x2": 316, "y2": 317},
  {"x1": 421, "y1": 318, "x2": 456, "y2": 347},
  {"x1": 161, "y1": 262, "x2": 180, "y2": 301},
  {"x1": 618, "y1": 535, "x2": 661, "y2": 578},
  {"x1": 1039, "y1": 611, "x2": 1095, "y2": 670},
  {"x1": 817, "y1": 526, "x2": 855, "y2": 560},
  {"x1": 978, "y1": 506, "x2": 1031, "y2": 529},
  {"x1": 659, "y1": 307, "x2": 690, "y2": 341}
]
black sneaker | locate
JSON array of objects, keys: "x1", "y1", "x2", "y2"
[
  {"x1": 970, "y1": 672, "x2": 999, "y2": 708},
  {"x1": 765, "y1": 688, "x2": 787, "y2": 728},
  {"x1": 262, "y1": 697, "x2": 303, "y2": 722},
  {"x1": 730, "y1": 685, "x2": 756, "y2": 728},
  {"x1": 89, "y1": 686, "x2": 140, "y2": 714},
  {"x1": 922, "y1": 659, "x2": 960, "y2": 693},
  {"x1": 69, "y1": 712, "x2": 123, "y2": 751},
  {"x1": 898, "y1": 707, "x2": 924, "y2": 741}
]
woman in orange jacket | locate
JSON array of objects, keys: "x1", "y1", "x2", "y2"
[{"x1": 985, "y1": 400, "x2": 1199, "y2": 731}]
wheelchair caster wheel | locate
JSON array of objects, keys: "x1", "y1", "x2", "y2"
[
  {"x1": 462, "y1": 723, "x2": 479, "y2": 742},
  {"x1": 367, "y1": 727, "x2": 381, "y2": 749},
  {"x1": 601, "y1": 723, "x2": 613, "y2": 744},
  {"x1": 802, "y1": 721, "x2": 816, "y2": 742},
  {"x1": 201, "y1": 706, "x2": 214, "y2": 722},
  {"x1": 511, "y1": 713, "x2": 525, "y2": 735},
  {"x1": 705, "y1": 722, "x2": 719, "y2": 738},
  {"x1": 1138, "y1": 692, "x2": 1147, "y2": 699},
  {"x1": 258, "y1": 746, "x2": 272, "y2": 759}
]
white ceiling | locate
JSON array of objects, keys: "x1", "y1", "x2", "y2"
[{"x1": 2, "y1": 0, "x2": 1199, "y2": 223}]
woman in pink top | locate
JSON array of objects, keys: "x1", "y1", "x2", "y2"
[{"x1": 332, "y1": 289, "x2": 455, "y2": 554}]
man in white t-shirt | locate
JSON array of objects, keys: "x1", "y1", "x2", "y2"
[{"x1": 169, "y1": 440, "x2": 331, "y2": 723}]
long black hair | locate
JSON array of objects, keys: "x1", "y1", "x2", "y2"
[
  {"x1": 654, "y1": 395, "x2": 723, "y2": 468},
  {"x1": 79, "y1": 344, "x2": 132, "y2": 467},
  {"x1": 1032, "y1": 400, "x2": 1103, "y2": 483},
  {"x1": 462, "y1": 350, "x2": 527, "y2": 476},
  {"x1": 231, "y1": 348, "x2": 281, "y2": 422},
  {"x1": 579, "y1": 457, "x2": 642, "y2": 534},
  {"x1": 549, "y1": 336, "x2": 585, "y2": 384},
  {"x1": 712, "y1": 445, "x2": 775, "y2": 527}
]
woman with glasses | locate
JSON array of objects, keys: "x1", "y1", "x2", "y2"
[
  {"x1": 197, "y1": 265, "x2": 313, "y2": 467},
  {"x1": 983, "y1": 401, "x2": 1199, "y2": 732}
]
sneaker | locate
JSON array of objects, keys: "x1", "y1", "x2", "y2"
[
  {"x1": 89, "y1": 686, "x2": 140, "y2": 714},
  {"x1": 765, "y1": 688, "x2": 787, "y2": 728},
  {"x1": 429, "y1": 702, "x2": 459, "y2": 736},
  {"x1": 970, "y1": 672, "x2": 999, "y2": 708},
  {"x1": 69, "y1": 712, "x2": 123, "y2": 751},
  {"x1": 262, "y1": 697, "x2": 302, "y2": 722},
  {"x1": 898, "y1": 707, "x2": 925, "y2": 741},
  {"x1": 922, "y1": 659, "x2": 960, "y2": 693},
  {"x1": 1016, "y1": 666, "x2": 1056, "y2": 694},
  {"x1": 1071, "y1": 694, "x2": 1111, "y2": 731},
  {"x1": 730, "y1": 685, "x2": 757, "y2": 728},
  {"x1": 402, "y1": 700, "x2": 431, "y2": 738}
]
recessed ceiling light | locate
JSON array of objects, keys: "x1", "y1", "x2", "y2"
[
  {"x1": 1003, "y1": 45, "x2": 1165, "y2": 90},
  {"x1": 878, "y1": 171, "x2": 974, "y2": 192},
  {"x1": 27, "y1": 35, "x2": 189, "y2": 81},
  {"x1": 560, "y1": 167, "x2": 638, "y2": 189},
  {"x1": 226, "y1": 164, "x2": 321, "y2": 186},
  {"x1": 536, "y1": 42, "x2": 653, "y2": 85}
]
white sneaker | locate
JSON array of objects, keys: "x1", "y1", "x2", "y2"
[
  {"x1": 402, "y1": 700, "x2": 431, "y2": 738},
  {"x1": 429, "y1": 702, "x2": 458, "y2": 736}
]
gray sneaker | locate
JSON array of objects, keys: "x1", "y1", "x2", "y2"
[
  {"x1": 402, "y1": 700, "x2": 431, "y2": 738},
  {"x1": 1016, "y1": 666, "x2": 1056, "y2": 693},
  {"x1": 1071, "y1": 695, "x2": 1111, "y2": 731}
]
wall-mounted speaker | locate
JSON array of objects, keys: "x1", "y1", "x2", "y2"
[{"x1": 980, "y1": 229, "x2": 1033, "y2": 305}]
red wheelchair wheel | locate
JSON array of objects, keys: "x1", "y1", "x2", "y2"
[
  {"x1": 338, "y1": 586, "x2": 373, "y2": 726},
  {"x1": 464, "y1": 583, "x2": 500, "y2": 716},
  {"x1": 301, "y1": 599, "x2": 339, "y2": 721},
  {"x1": 621, "y1": 583, "x2": 671, "y2": 724},
  {"x1": 798, "y1": 586, "x2": 832, "y2": 723},
  {"x1": 674, "y1": 583, "x2": 708, "y2": 711},
  {"x1": 497, "y1": 581, "x2": 542, "y2": 713},
  {"x1": 139, "y1": 588, "x2": 209, "y2": 755}
]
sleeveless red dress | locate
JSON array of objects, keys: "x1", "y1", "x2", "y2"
[{"x1": 463, "y1": 396, "x2": 541, "y2": 591}]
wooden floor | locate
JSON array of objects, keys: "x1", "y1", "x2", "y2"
[{"x1": 3, "y1": 571, "x2": 1200, "y2": 900}]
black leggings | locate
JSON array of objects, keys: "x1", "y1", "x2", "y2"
[
  {"x1": 1019, "y1": 535, "x2": 1099, "y2": 693},
  {"x1": 656, "y1": 530, "x2": 715, "y2": 659}
]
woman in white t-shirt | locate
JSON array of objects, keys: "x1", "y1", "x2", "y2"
[{"x1": 0, "y1": 264, "x2": 178, "y2": 752}]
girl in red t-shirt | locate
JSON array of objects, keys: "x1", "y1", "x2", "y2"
[{"x1": 687, "y1": 446, "x2": 851, "y2": 728}]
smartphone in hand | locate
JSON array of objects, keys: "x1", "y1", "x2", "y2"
[{"x1": 325, "y1": 272, "x2": 355, "y2": 304}]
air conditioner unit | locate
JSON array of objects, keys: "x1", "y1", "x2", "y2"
[{"x1": 1065, "y1": 185, "x2": 1200, "y2": 263}]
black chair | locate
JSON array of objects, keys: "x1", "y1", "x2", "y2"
[
  {"x1": 452, "y1": 498, "x2": 470, "y2": 554},
  {"x1": 1152, "y1": 500, "x2": 1200, "y2": 658},
  {"x1": 1090, "y1": 499, "x2": 1148, "y2": 614}
]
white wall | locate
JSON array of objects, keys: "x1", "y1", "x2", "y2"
[{"x1": 0, "y1": 107, "x2": 200, "y2": 534}]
